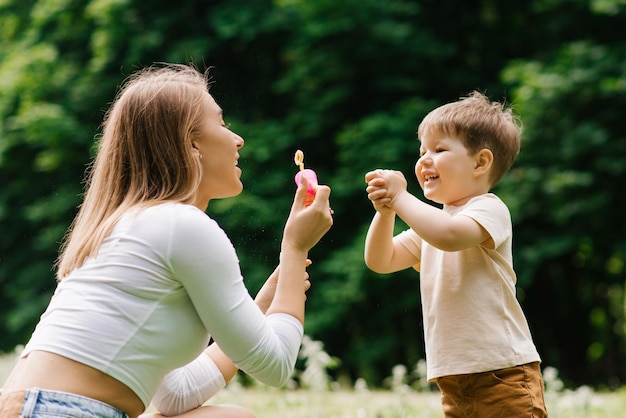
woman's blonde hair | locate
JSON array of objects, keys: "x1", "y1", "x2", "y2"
[
  {"x1": 56, "y1": 64, "x2": 209, "y2": 279},
  {"x1": 418, "y1": 91, "x2": 522, "y2": 187}
]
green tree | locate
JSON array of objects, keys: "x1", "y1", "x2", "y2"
[
  {"x1": 0, "y1": 0, "x2": 292, "y2": 350},
  {"x1": 0, "y1": 0, "x2": 99, "y2": 349},
  {"x1": 500, "y1": 39, "x2": 626, "y2": 386},
  {"x1": 266, "y1": 0, "x2": 626, "y2": 386},
  {"x1": 2, "y1": 0, "x2": 626, "y2": 388}
]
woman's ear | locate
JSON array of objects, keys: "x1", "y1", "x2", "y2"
[
  {"x1": 474, "y1": 149, "x2": 493, "y2": 177},
  {"x1": 191, "y1": 141, "x2": 202, "y2": 159}
]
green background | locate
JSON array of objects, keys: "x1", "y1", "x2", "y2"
[{"x1": 1, "y1": 0, "x2": 626, "y2": 389}]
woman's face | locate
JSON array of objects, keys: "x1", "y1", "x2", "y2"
[{"x1": 192, "y1": 93, "x2": 244, "y2": 209}]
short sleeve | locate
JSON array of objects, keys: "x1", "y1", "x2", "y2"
[
  {"x1": 457, "y1": 194, "x2": 512, "y2": 250},
  {"x1": 395, "y1": 228, "x2": 422, "y2": 271}
]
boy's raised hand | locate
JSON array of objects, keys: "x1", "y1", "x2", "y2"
[{"x1": 365, "y1": 169, "x2": 403, "y2": 214}]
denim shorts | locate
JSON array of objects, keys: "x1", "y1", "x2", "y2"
[{"x1": 0, "y1": 388, "x2": 128, "y2": 418}]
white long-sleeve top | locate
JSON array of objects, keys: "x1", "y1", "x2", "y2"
[{"x1": 22, "y1": 202, "x2": 303, "y2": 411}]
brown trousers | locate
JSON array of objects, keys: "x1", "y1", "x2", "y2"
[{"x1": 436, "y1": 362, "x2": 548, "y2": 417}]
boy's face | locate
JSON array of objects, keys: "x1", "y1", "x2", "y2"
[{"x1": 415, "y1": 133, "x2": 485, "y2": 206}]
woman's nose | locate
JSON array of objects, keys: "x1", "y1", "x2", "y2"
[{"x1": 235, "y1": 133, "x2": 244, "y2": 149}]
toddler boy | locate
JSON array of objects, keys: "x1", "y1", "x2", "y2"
[{"x1": 364, "y1": 91, "x2": 547, "y2": 417}]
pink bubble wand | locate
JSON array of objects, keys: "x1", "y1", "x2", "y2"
[{"x1": 294, "y1": 150, "x2": 318, "y2": 206}]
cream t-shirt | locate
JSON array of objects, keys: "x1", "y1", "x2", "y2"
[{"x1": 396, "y1": 193, "x2": 540, "y2": 380}]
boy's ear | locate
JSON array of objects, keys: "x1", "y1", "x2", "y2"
[{"x1": 474, "y1": 149, "x2": 494, "y2": 177}]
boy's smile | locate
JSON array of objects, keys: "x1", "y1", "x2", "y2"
[
  {"x1": 416, "y1": 133, "x2": 489, "y2": 206},
  {"x1": 423, "y1": 174, "x2": 440, "y2": 183}
]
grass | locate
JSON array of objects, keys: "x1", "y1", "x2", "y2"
[
  {"x1": 208, "y1": 386, "x2": 443, "y2": 418},
  {"x1": 3, "y1": 345, "x2": 626, "y2": 417},
  {"x1": 194, "y1": 372, "x2": 626, "y2": 418}
]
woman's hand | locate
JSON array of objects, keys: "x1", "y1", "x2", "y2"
[
  {"x1": 265, "y1": 177, "x2": 332, "y2": 323},
  {"x1": 255, "y1": 260, "x2": 312, "y2": 314},
  {"x1": 281, "y1": 176, "x2": 333, "y2": 254}
]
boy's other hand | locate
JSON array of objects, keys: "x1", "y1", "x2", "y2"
[
  {"x1": 365, "y1": 169, "x2": 409, "y2": 213},
  {"x1": 380, "y1": 169, "x2": 408, "y2": 202},
  {"x1": 365, "y1": 169, "x2": 394, "y2": 214}
]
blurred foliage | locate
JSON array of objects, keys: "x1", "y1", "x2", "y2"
[
  {"x1": 499, "y1": 39, "x2": 626, "y2": 386},
  {"x1": 1, "y1": 0, "x2": 626, "y2": 389}
]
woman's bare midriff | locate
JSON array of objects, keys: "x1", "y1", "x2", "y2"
[{"x1": 2, "y1": 350, "x2": 144, "y2": 418}]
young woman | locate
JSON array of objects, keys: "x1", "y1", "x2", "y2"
[{"x1": 0, "y1": 64, "x2": 333, "y2": 418}]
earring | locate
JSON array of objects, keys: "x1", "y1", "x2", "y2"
[{"x1": 199, "y1": 154, "x2": 203, "y2": 160}]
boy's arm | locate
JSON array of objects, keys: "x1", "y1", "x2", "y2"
[
  {"x1": 364, "y1": 170, "x2": 420, "y2": 273},
  {"x1": 368, "y1": 169, "x2": 490, "y2": 252},
  {"x1": 391, "y1": 190, "x2": 490, "y2": 252},
  {"x1": 364, "y1": 211, "x2": 418, "y2": 273}
]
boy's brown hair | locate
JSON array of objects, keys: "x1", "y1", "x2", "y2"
[{"x1": 418, "y1": 91, "x2": 521, "y2": 187}]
